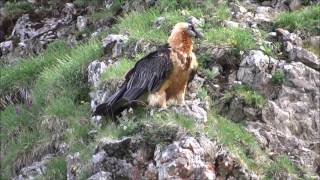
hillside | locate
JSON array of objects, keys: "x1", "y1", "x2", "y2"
[{"x1": 0, "y1": 0, "x2": 319, "y2": 179}]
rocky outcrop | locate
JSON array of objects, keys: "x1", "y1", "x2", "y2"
[
  {"x1": 237, "y1": 50, "x2": 276, "y2": 96},
  {"x1": 276, "y1": 28, "x2": 320, "y2": 71},
  {"x1": 230, "y1": 49, "x2": 320, "y2": 174},
  {"x1": 7, "y1": 3, "x2": 77, "y2": 57},
  {"x1": 289, "y1": 47, "x2": 320, "y2": 71},
  {"x1": 80, "y1": 132, "x2": 258, "y2": 179},
  {"x1": 255, "y1": 61, "x2": 320, "y2": 173}
]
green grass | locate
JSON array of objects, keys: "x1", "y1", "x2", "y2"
[
  {"x1": 275, "y1": 5, "x2": 320, "y2": 34},
  {"x1": 223, "y1": 85, "x2": 267, "y2": 108},
  {"x1": 0, "y1": 40, "x2": 69, "y2": 95},
  {"x1": 205, "y1": 27, "x2": 256, "y2": 50},
  {"x1": 206, "y1": 111, "x2": 270, "y2": 174},
  {"x1": 271, "y1": 70, "x2": 285, "y2": 85},
  {"x1": 87, "y1": 0, "x2": 123, "y2": 21},
  {"x1": 4, "y1": 0, "x2": 33, "y2": 18},
  {"x1": 0, "y1": 39, "x2": 102, "y2": 178},
  {"x1": 116, "y1": 8, "x2": 203, "y2": 43},
  {"x1": 200, "y1": 68, "x2": 219, "y2": 80},
  {"x1": 264, "y1": 155, "x2": 299, "y2": 179},
  {"x1": 101, "y1": 58, "x2": 136, "y2": 81},
  {"x1": 206, "y1": 111, "x2": 302, "y2": 178},
  {"x1": 41, "y1": 157, "x2": 67, "y2": 179}
]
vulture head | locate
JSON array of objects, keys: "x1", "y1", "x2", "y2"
[{"x1": 171, "y1": 22, "x2": 203, "y2": 39}]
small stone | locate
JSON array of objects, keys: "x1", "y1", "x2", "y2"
[
  {"x1": 289, "y1": 0, "x2": 302, "y2": 11},
  {"x1": 87, "y1": 171, "x2": 112, "y2": 180},
  {"x1": 224, "y1": 20, "x2": 240, "y2": 28},
  {"x1": 153, "y1": 17, "x2": 165, "y2": 29},
  {"x1": 0, "y1": 40, "x2": 13, "y2": 56},
  {"x1": 76, "y1": 16, "x2": 88, "y2": 32},
  {"x1": 289, "y1": 46, "x2": 320, "y2": 71},
  {"x1": 186, "y1": 16, "x2": 205, "y2": 27}
]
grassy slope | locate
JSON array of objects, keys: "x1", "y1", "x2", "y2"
[{"x1": 1, "y1": 1, "x2": 316, "y2": 179}]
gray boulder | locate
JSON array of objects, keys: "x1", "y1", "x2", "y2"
[
  {"x1": 153, "y1": 135, "x2": 258, "y2": 179},
  {"x1": 102, "y1": 34, "x2": 128, "y2": 58},
  {"x1": 13, "y1": 155, "x2": 53, "y2": 180},
  {"x1": 77, "y1": 16, "x2": 88, "y2": 32},
  {"x1": 247, "y1": 61, "x2": 320, "y2": 175},
  {"x1": 237, "y1": 50, "x2": 276, "y2": 95},
  {"x1": 289, "y1": 46, "x2": 320, "y2": 71},
  {"x1": 276, "y1": 28, "x2": 303, "y2": 47},
  {"x1": 0, "y1": 40, "x2": 13, "y2": 56}
]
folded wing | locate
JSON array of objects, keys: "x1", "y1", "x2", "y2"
[{"x1": 94, "y1": 44, "x2": 173, "y2": 117}]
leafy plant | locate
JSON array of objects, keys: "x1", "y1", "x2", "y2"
[{"x1": 271, "y1": 70, "x2": 285, "y2": 85}]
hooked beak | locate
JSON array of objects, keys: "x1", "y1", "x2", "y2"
[
  {"x1": 194, "y1": 28, "x2": 204, "y2": 38},
  {"x1": 187, "y1": 27, "x2": 204, "y2": 39}
]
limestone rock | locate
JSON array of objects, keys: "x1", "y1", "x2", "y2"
[
  {"x1": 87, "y1": 171, "x2": 112, "y2": 180},
  {"x1": 247, "y1": 61, "x2": 320, "y2": 174},
  {"x1": 237, "y1": 50, "x2": 276, "y2": 95},
  {"x1": 102, "y1": 34, "x2": 128, "y2": 58},
  {"x1": 186, "y1": 16, "x2": 205, "y2": 27},
  {"x1": 276, "y1": 28, "x2": 303, "y2": 46},
  {"x1": 0, "y1": 40, "x2": 13, "y2": 56},
  {"x1": 289, "y1": 0, "x2": 302, "y2": 11},
  {"x1": 13, "y1": 155, "x2": 53, "y2": 180},
  {"x1": 76, "y1": 16, "x2": 88, "y2": 32},
  {"x1": 289, "y1": 46, "x2": 320, "y2": 71},
  {"x1": 88, "y1": 60, "x2": 108, "y2": 89},
  {"x1": 254, "y1": 6, "x2": 275, "y2": 23}
]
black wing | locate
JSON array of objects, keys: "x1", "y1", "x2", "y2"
[{"x1": 94, "y1": 45, "x2": 173, "y2": 117}]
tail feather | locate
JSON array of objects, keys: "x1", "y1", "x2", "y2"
[{"x1": 93, "y1": 85, "x2": 146, "y2": 117}]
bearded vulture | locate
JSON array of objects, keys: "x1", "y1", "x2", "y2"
[{"x1": 94, "y1": 22, "x2": 203, "y2": 117}]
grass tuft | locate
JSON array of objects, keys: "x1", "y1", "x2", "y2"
[
  {"x1": 4, "y1": 1, "x2": 33, "y2": 18},
  {"x1": 101, "y1": 58, "x2": 135, "y2": 81},
  {"x1": 264, "y1": 155, "x2": 299, "y2": 179},
  {"x1": 41, "y1": 157, "x2": 67, "y2": 179},
  {"x1": 223, "y1": 85, "x2": 267, "y2": 108},
  {"x1": 275, "y1": 5, "x2": 320, "y2": 34},
  {"x1": 205, "y1": 27, "x2": 256, "y2": 50},
  {"x1": 271, "y1": 69, "x2": 285, "y2": 85}
]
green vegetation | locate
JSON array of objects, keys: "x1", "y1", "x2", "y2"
[
  {"x1": 101, "y1": 58, "x2": 135, "y2": 81},
  {"x1": 207, "y1": 111, "x2": 269, "y2": 173},
  {"x1": 275, "y1": 5, "x2": 320, "y2": 34},
  {"x1": 0, "y1": 38, "x2": 102, "y2": 179},
  {"x1": 41, "y1": 157, "x2": 67, "y2": 179},
  {"x1": 223, "y1": 85, "x2": 267, "y2": 108},
  {"x1": 265, "y1": 155, "x2": 299, "y2": 179},
  {"x1": 116, "y1": 9, "x2": 184, "y2": 43},
  {"x1": 271, "y1": 70, "x2": 285, "y2": 85},
  {"x1": 1, "y1": 0, "x2": 309, "y2": 179},
  {"x1": 200, "y1": 68, "x2": 219, "y2": 80},
  {"x1": 87, "y1": 0, "x2": 123, "y2": 21},
  {"x1": 205, "y1": 27, "x2": 256, "y2": 50},
  {"x1": 0, "y1": 40, "x2": 69, "y2": 95},
  {"x1": 4, "y1": 0, "x2": 33, "y2": 18},
  {"x1": 260, "y1": 41, "x2": 281, "y2": 58}
]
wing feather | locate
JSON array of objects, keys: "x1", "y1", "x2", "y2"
[{"x1": 94, "y1": 45, "x2": 173, "y2": 117}]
